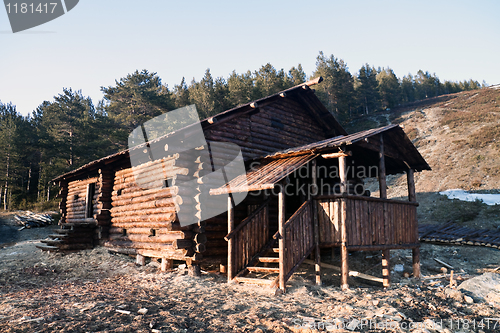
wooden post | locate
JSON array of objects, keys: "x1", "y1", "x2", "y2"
[
  {"x1": 312, "y1": 160, "x2": 321, "y2": 286},
  {"x1": 407, "y1": 168, "x2": 416, "y2": 202},
  {"x1": 378, "y1": 134, "x2": 387, "y2": 199},
  {"x1": 227, "y1": 196, "x2": 235, "y2": 282},
  {"x1": 382, "y1": 249, "x2": 390, "y2": 288},
  {"x1": 407, "y1": 168, "x2": 420, "y2": 278},
  {"x1": 278, "y1": 182, "x2": 286, "y2": 292},
  {"x1": 136, "y1": 254, "x2": 145, "y2": 266},
  {"x1": 412, "y1": 247, "x2": 421, "y2": 278},
  {"x1": 339, "y1": 155, "x2": 349, "y2": 290},
  {"x1": 161, "y1": 258, "x2": 173, "y2": 272}
]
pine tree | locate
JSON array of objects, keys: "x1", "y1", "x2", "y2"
[
  {"x1": 377, "y1": 67, "x2": 402, "y2": 109},
  {"x1": 313, "y1": 52, "x2": 355, "y2": 121}
]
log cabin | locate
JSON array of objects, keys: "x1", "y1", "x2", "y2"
[{"x1": 48, "y1": 77, "x2": 431, "y2": 291}]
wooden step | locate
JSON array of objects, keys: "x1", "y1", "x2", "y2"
[
  {"x1": 233, "y1": 277, "x2": 274, "y2": 286},
  {"x1": 42, "y1": 239, "x2": 64, "y2": 244},
  {"x1": 49, "y1": 234, "x2": 68, "y2": 239},
  {"x1": 272, "y1": 248, "x2": 279, "y2": 253},
  {"x1": 247, "y1": 266, "x2": 280, "y2": 273},
  {"x1": 258, "y1": 257, "x2": 279, "y2": 263},
  {"x1": 54, "y1": 229, "x2": 72, "y2": 234},
  {"x1": 36, "y1": 244, "x2": 59, "y2": 251}
]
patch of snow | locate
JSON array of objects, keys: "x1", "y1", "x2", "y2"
[{"x1": 439, "y1": 189, "x2": 500, "y2": 206}]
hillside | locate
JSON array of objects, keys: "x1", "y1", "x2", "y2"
[{"x1": 346, "y1": 87, "x2": 500, "y2": 229}]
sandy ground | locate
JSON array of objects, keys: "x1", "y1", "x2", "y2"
[{"x1": 1, "y1": 212, "x2": 500, "y2": 333}]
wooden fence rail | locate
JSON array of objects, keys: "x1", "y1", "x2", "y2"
[
  {"x1": 226, "y1": 199, "x2": 270, "y2": 277},
  {"x1": 316, "y1": 195, "x2": 419, "y2": 249},
  {"x1": 279, "y1": 200, "x2": 315, "y2": 282}
]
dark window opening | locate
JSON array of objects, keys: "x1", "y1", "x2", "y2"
[{"x1": 85, "y1": 183, "x2": 96, "y2": 219}]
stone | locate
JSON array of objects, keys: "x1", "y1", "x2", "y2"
[
  {"x1": 444, "y1": 288, "x2": 463, "y2": 301},
  {"x1": 464, "y1": 295, "x2": 474, "y2": 304}
]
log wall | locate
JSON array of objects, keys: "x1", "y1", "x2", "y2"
[
  {"x1": 316, "y1": 195, "x2": 419, "y2": 249},
  {"x1": 204, "y1": 99, "x2": 327, "y2": 160},
  {"x1": 105, "y1": 153, "x2": 207, "y2": 261},
  {"x1": 65, "y1": 177, "x2": 99, "y2": 224}
]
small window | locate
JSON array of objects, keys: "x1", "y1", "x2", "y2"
[
  {"x1": 117, "y1": 189, "x2": 122, "y2": 196},
  {"x1": 163, "y1": 178, "x2": 172, "y2": 188}
]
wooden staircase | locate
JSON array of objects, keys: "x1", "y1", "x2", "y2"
[
  {"x1": 233, "y1": 245, "x2": 280, "y2": 287},
  {"x1": 37, "y1": 222, "x2": 97, "y2": 252}
]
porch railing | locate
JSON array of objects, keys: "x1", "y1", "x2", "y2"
[
  {"x1": 316, "y1": 195, "x2": 419, "y2": 249},
  {"x1": 225, "y1": 198, "x2": 270, "y2": 277},
  {"x1": 275, "y1": 199, "x2": 315, "y2": 284}
]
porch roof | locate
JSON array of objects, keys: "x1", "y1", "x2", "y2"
[
  {"x1": 209, "y1": 153, "x2": 317, "y2": 195},
  {"x1": 264, "y1": 124, "x2": 431, "y2": 173}
]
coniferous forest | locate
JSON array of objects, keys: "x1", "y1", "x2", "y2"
[{"x1": 0, "y1": 52, "x2": 483, "y2": 210}]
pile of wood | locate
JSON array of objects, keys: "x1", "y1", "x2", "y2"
[
  {"x1": 14, "y1": 212, "x2": 54, "y2": 229},
  {"x1": 419, "y1": 222, "x2": 500, "y2": 248}
]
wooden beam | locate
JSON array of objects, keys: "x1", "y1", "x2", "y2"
[
  {"x1": 278, "y1": 183, "x2": 286, "y2": 292},
  {"x1": 412, "y1": 247, "x2": 421, "y2": 278},
  {"x1": 407, "y1": 168, "x2": 416, "y2": 202},
  {"x1": 378, "y1": 134, "x2": 387, "y2": 199},
  {"x1": 321, "y1": 151, "x2": 351, "y2": 159},
  {"x1": 161, "y1": 258, "x2": 173, "y2": 271},
  {"x1": 382, "y1": 249, "x2": 390, "y2": 287},
  {"x1": 304, "y1": 76, "x2": 323, "y2": 87},
  {"x1": 339, "y1": 155, "x2": 349, "y2": 290},
  {"x1": 303, "y1": 259, "x2": 383, "y2": 283},
  {"x1": 227, "y1": 196, "x2": 235, "y2": 282},
  {"x1": 312, "y1": 160, "x2": 321, "y2": 286}
]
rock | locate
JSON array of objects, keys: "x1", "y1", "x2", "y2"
[
  {"x1": 444, "y1": 288, "x2": 463, "y2": 301},
  {"x1": 372, "y1": 300, "x2": 380, "y2": 306},
  {"x1": 464, "y1": 295, "x2": 474, "y2": 304},
  {"x1": 137, "y1": 308, "x2": 148, "y2": 315},
  {"x1": 394, "y1": 264, "x2": 404, "y2": 272},
  {"x1": 459, "y1": 272, "x2": 500, "y2": 303}
]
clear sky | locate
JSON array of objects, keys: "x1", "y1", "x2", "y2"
[{"x1": 1, "y1": 0, "x2": 499, "y2": 116}]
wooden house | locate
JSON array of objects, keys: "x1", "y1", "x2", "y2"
[{"x1": 49, "y1": 77, "x2": 431, "y2": 291}]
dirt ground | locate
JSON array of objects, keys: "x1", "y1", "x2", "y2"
[{"x1": 1, "y1": 214, "x2": 500, "y2": 333}]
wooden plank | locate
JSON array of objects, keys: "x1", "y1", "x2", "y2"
[
  {"x1": 382, "y1": 249, "x2": 390, "y2": 288},
  {"x1": 227, "y1": 196, "x2": 235, "y2": 282},
  {"x1": 278, "y1": 183, "x2": 286, "y2": 292}
]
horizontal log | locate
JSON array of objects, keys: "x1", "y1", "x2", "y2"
[
  {"x1": 136, "y1": 249, "x2": 201, "y2": 261},
  {"x1": 111, "y1": 213, "x2": 176, "y2": 223},
  {"x1": 111, "y1": 207, "x2": 178, "y2": 218},
  {"x1": 110, "y1": 221, "x2": 180, "y2": 230},
  {"x1": 112, "y1": 186, "x2": 179, "y2": 200},
  {"x1": 65, "y1": 218, "x2": 96, "y2": 223},
  {"x1": 103, "y1": 240, "x2": 187, "y2": 252},
  {"x1": 195, "y1": 243, "x2": 206, "y2": 253},
  {"x1": 109, "y1": 234, "x2": 190, "y2": 244},
  {"x1": 115, "y1": 155, "x2": 179, "y2": 177},
  {"x1": 112, "y1": 179, "x2": 164, "y2": 191},
  {"x1": 109, "y1": 227, "x2": 192, "y2": 238},
  {"x1": 194, "y1": 233, "x2": 207, "y2": 244},
  {"x1": 111, "y1": 191, "x2": 182, "y2": 207},
  {"x1": 116, "y1": 167, "x2": 188, "y2": 185},
  {"x1": 110, "y1": 197, "x2": 179, "y2": 213}
]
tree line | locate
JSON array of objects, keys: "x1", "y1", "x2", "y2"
[{"x1": 0, "y1": 52, "x2": 482, "y2": 210}]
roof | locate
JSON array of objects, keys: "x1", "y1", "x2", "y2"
[
  {"x1": 265, "y1": 124, "x2": 431, "y2": 173},
  {"x1": 53, "y1": 77, "x2": 345, "y2": 182},
  {"x1": 209, "y1": 124, "x2": 431, "y2": 195},
  {"x1": 209, "y1": 154, "x2": 317, "y2": 195}
]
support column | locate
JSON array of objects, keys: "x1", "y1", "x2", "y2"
[
  {"x1": 382, "y1": 249, "x2": 390, "y2": 288},
  {"x1": 136, "y1": 254, "x2": 145, "y2": 266},
  {"x1": 227, "y1": 196, "x2": 235, "y2": 282},
  {"x1": 378, "y1": 134, "x2": 387, "y2": 199},
  {"x1": 278, "y1": 182, "x2": 286, "y2": 292},
  {"x1": 407, "y1": 168, "x2": 421, "y2": 278},
  {"x1": 339, "y1": 155, "x2": 349, "y2": 290},
  {"x1": 161, "y1": 258, "x2": 173, "y2": 272},
  {"x1": 312, "y1": 159, "x2": 321, "y2": 286}
]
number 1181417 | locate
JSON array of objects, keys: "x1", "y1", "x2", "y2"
[{"x1": 5, "y1": 2, "x2": 58, "y2": 14}]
